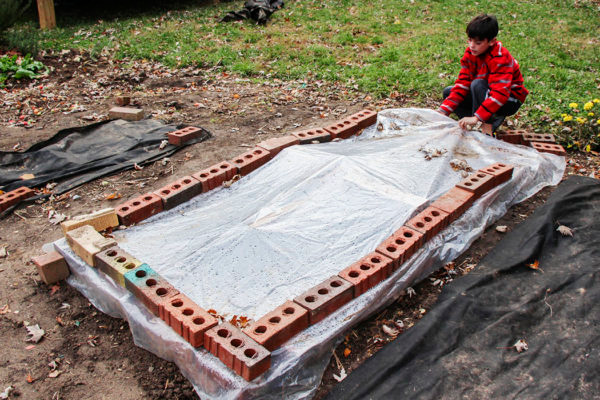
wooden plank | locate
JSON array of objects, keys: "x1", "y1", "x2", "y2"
[{"x1": 37, "y1": 0, "x2": 56, "y2": 29}]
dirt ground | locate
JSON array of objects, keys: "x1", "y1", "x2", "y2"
[{"x1": 1, "y1": 49, "x2": 599, "y2": 399}]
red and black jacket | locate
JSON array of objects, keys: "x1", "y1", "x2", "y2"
[{"x1": 439, "y1": 41, "x2": 529, "y2": 122}]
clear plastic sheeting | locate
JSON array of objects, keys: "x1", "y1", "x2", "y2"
[{"x1": 55, "y1": 108, "x2": 565, "y2": 399}]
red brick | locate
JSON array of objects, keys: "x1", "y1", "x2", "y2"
[
  {"x1": 163, "y1": 293, "x2": 217, "y2": 347},
  {"x1": 338, "y1": 252, "x2": 394, "y2": 297},
  {"x1": 496, "y1": 131, "x2": 524, "y2": 145},
  {"x1": 124, "y1": 264, "x2": 158, "y2": 300},
  {"x1": 323, "y1": 119, "x2": 360, "y2": 139},
  {"x1": 293, "y1": 276, "x2": 354, "y2": 325},
  {"x1": 243, "y1": 301, "x2": 309, "y2": 351},
  {"x1": 456, "y1": 171, "x2": 496, "y2": 199},
  {"x1": 115, "y1": 96, "x2": 130, "y2": 106},
  {"x1": 230, "y1": 147, "x2": 272, "y2": 176},
  {"x1": 348, "y1": 109, "x2": 377, "y2": 129},
  {"x1": 137, "y1": 275, "x2": 179, "y2": 320},
  {"x1": 32, "y1": 251, "x2": 70, "y2": 285},
  {"x1": 116, "y1": 193, "x2": 164, "y2": 226},
  {"x1": 522, "y1": 133, "x2": 556, "y2": 144},
  {"x1": 257, "y1": 135, "x2": 300, "y2": 157},
  {"x1": 291, "y1": 127, "x2": 332, "y2": 144},
  {"x1": 430, "y1": 187, "x2": 475, "y2": 221},
  {"x1": 192, "y1": 161, "x2": 237, "y2": 192},
  {"x1": 93, "y1": 245, "x2": 143, "y2": 287},
  {"x1": 375, "y1": 226, "x2": 424, "y2": 270},
  {"x1": 0, "y1": 186, "x2": 35, "y2": 212},
  {"x1": 204, "y1": 322, "x2": 271, "y2": 381},
  {"x1": 530, "y1": 142, "x2": 566, "y2": 156},
  {"x1": 405, "y1": 207, "x2": 450, "y2": 241},
  {"x1": 478, "y1": 163, "x2": 514, "y2": 188},
  {"x1": 167, "y1": 126, "x2": 203, "y2": 146},
  {"x1": 153, "y1": 176, "x2": 202, "y2": 210}
]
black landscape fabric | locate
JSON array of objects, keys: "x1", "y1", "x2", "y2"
[
  {"x1": 221, "y1": 0, "x2": 284, "y2": 24},
  {"x1": 326, "y1": 175, "x2": 600, "y2": 400},
  {"x1": 0, "y1": 119, "x2": 211, "y2": 196}
]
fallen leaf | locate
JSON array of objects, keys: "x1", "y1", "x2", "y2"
[
  {"x1": 0, "y1": 386, "x2": 13, "y2": 399},
  {"x1": 239, "y1": 316, "x2": 249, "y2": 328},
  {"x1": 50, "y1": 285, "x2": 60, "y2": 295},
  {"x1": 343, "y1": 348, "x2": 351, "y2": 357},
  {"x1": 496, "y1": 225, "x2": 508, "y2": 233},
  {"x1": 25, "y1": 324, "x2": 45, "y2": 343},
  {"x1": 527, "y1": 260, "x2": 541, "y2": 270},
  {"x1": 26, "y1": 372, "x2": 35, "y2": 383},
  {"x1": 25, "y1": 344, "x2": 35, "y2": 350},
  {"x1": 514, "y1": 339, "x2": 528, "y2": 353},
  {"x1": 159, "y1": 140, "x2": 169, "y2": 150},
  {"x1": 48, "y1": 210, "x2": 66, "y2": 225},
  {"x1": 556, "y1": 225, "x2": 573, "y2": 237},
  {"x1": 233, "y1": 93, "x2": 240, "y2": 99},
  {"x1": 104, "y1": 192, "x2": 122, "y2": 201},
  {"x1": 0, "y1": 304, "x2": 10, "y2": 314},
  {"x1": 133, "y1": 163, "x2": 143, "y2": 170},
  {"x1": 222, "y1": 174, "x2": 241, "y2": 188},
  {"x1": 382, "y1": 324, "x2": 399, "y2": 337},
  {"x1": 406, "y1": 287, "x2": 416, "y2": 297},
  {"x1": 56, "y1": 316, "x2": 64, "y2": 326},
  {"x1": 20, "y1": 173, "x2": 35, "y2": 180},
  {"x1": 48, "y1": 370, "x2": 61, "y2": 378},
  {"x1": 333, "y1": 367, "x2": 347, "y2": 382},
  {"x1": 230, "y1": 315, "x2": 238, "y2": 327}
]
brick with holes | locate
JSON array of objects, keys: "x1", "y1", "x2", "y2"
[
  {"x1": 291, "y1": 127, "x2": 332, "y2": 144},
  {"x1": 405, "y1": 207, "x2": 450, "y2": 241},
  {"x1": 116, "y1": 193, "x2": 164, "y2": 226},
  {"x1": 153, "y1": 176, "x2": 202, "y2": 210},
  {"x1": 323, "y1": 119, "x2": 360, "y2": 139},
  {"x1": 478, "y1": 163, "x2": 514, "y2": 187},
  {"x1": 338, "y1": 252, "x2": 394, "y2": 297},
  {"x1": 530, "y1": 142, "x2": 566, "y2": 156},
  {"x1": 167, "y1": 126, "x2": 203, "y2": 146},
  {"x1": 123, "y1": 264, "x2": 178, "y2": 319},
  {"x1": 375, "y1": 226, "x2": 424, "y2": 270},
  {"x1": 65, "y1": 225, "x2": 117, "y2": 267},
  {"x1": 192, "y1": 161, "x2": 237, "y2": 192},
  {"x1": 163, "y1": 293, "x2": 218, "y2": 346},
  {"x1": 496, "y1": 131, "x2": 524, "y2": 145},
  {"x1": 243, "y1": 301, "x2": 309, "y2": 351},
  {"x1": 293, "y1": 276, "x2": 354, "y2": 325},
  {"x1": 257, "y1": 135, "x2": 300, "y2": 157},
  {"x1": 348, "y1": 109, "x2": 377, "y2": 129},
  {"x1": 455, "y1": 171, "x2": 496, "y2": 199},
  {"x1": 0, "y1": 186, "x2": 34, "y2": 212},
  {"x1": 430, "y1": 187, "x2": 475, "y2": 221},
  {"x1": 230, "y1": 147, "x2": 272, "y2": 176},
  {"x1": 522, "y1": 132, "x2": 556, "y2": 144},
  {"x1": 93, "y1": 245, "x2": 143, "y2": 287}
]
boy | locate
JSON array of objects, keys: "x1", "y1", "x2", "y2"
[{"x1": 438, "y1": 14, "x2": 528, "y2": 135}]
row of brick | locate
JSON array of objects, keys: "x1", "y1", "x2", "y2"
[
  {"x1": 116, "y1": 109, "x2": 377, "y2": 226},
  {"x1": 497, "y1": 130, "x2": 566, "y2": 156},
  {"x1": 0, "y1": 186, "x2": 35, "y2": 212}
]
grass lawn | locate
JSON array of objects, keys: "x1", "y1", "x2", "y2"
[{"x1": 3, "y1": 0, "x2": 600, "y2": 147}]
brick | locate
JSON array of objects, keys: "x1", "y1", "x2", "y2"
[
  {"x1": 291, "y1": 127, "x2": 332, "y2": 144},
  {"x1": 0, "y1": 186, "x2": 35, "y2": 212},
  {"x1": 478, "y1": 163, "x2": 514, "y2": 188},
  {"x1": 32, "y1": 251, "x2": 70, "y2": 284},
  {"x1": 293, "y1": 276, "x2": 354, "y2": 325},
  {"x1": 61, "y1": 208, "x2": 119, "y2": 234},
  {"x1": 167, "y1": 126, "x2": 203, "y2": 146},
  {"x1": 405, "y1": 207, "x2": 450, "y2": 241},
  {"x1": 530, "y1": 142, "x2": 566, "y2": 156},
  {"x1": 204, "y1": 322, "x2": 271, "y2": 381},
  {"x1": 116, "y1": 193, "x2": 163, "y2": 226},
  {"x1": 123, "y1": 265, "x2": 178, "y2": 319},
  {"x1": 93, "y1": 245, "x2": 143, "y2": 287},
  {"x1": 257, "y1": 135, "x2": 300, "y2": 157},
  {"x1": 115, "y1": 96, "x2": 130, "y2": 106},
  {"x1": 65, "y1": 225, "x2": 117, "y2": 266},
  {"x1": 430, "y1": 187, "x2": 475, "y2": 221},
  {"x1": 243, "y1": 301, "x2": 309, "y2": 351},
  {"x1": 348, "y1": 109, "x2": 377, "y2": 129},
  {"x1": 323, "y1": 119, "x2": 360, "y2": 140},
  {"x1": 522, "y1": 133, "x2": 556, "y2": 144},
  {"x1": 192, "y1": 161, "x2": 237, "y2": 193},
  {"x1": 376, "y1": 226, "x2": 424, "y2": 270},
  {"x1": 456, "y1": 171, "x2": 496, "y2": 199},
  {"x1": 338, "y1": 252, "x2": 394, "y2": 297},
  {"x1": 230, "y1": 147, "x2": 271, "y2": 176},
  {"x1": 162, "y1": 293, "x2": 218, "y2": 347},
  {"x1": 496, "y1": 131, "x2": 524, "y2": 145},
  {"x1": 153, "y1": 176, "x2": 202, "y2": 210},
  {"x1": 108, "y1": 106, "x2": 144, "y2": 121}
]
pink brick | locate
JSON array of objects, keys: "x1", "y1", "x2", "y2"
[
  {"x1": 293, "y1": 276, "x2": 354, "y2": 325},
  {"x1": 338, "y1": 252, "x2": 394, "y2": 297},
  {"x1": 291, "y1": 128, "x2": 332, "y2": 144},
  {"x1": 192, "y1": 161, "x2": 237, "y2": 192},
  {"x1": 323, "y1": 119, "x2": 359, "y2": 139},
  {"x1": 168, "y1": 126, "x2": 203, "y2": 146},
  {"x1": 243, "y1": 301, "x2": 309, "y2": 351},
  {"x1": 376, "y1": 226, "x2": 424, "y2": 270},
  {"x1": 348, "y1": 109, "x2": 377, "y2": 129},
  {"x1": 230, "y1": 147, "x2": 271, "y2": 176},
  {"x1": 116, "y1": 193, "x2": 164, "y2": 226}
]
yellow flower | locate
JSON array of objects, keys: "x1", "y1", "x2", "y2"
[
  {"x1": 561, "y1": 113, "x2": 567, "y2": 117},
  {"x1": 589, "y1": 112, "x2": 595, "y2": 117},
  {"x1": 594, "y1": 99, "x2": 600, "y2": 104},
  {"x1": 597, "y1": 119, "x2": 600, "y2": 124},
  {"x1": 563, "y1": 115, "x2": 573, "y2": 122},
  {"x1": 569, "y1": 102, "x2": 578, "y2": 108},
  {"x1": 584, "y1": 102, "x2": 594, "y2": 111},
  {"x1": 585, "y1": 144, "x2": 591, "y2": 152},
  {"x1": 576, "y1": 117, "x2": 586, "y2": 124}
]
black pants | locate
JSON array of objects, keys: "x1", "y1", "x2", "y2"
[{"x1": 443, "y1": 79, "x2": 522, "y2": 132}]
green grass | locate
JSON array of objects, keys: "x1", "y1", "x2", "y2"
[{"x1": 3, "y1": 0, "x2": 600, "y2": 145}]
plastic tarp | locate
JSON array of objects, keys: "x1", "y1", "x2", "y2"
[
  {"x1": 53, "y1": 109, "x2": 565, "y2": 399},
  {"x1": 0, "y1": 119, "x2": 211, "y2": 195},
  {"x1": 325, "y1": 175, "x2": 600, "y2": 400}
]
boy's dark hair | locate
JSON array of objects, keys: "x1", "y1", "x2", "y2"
[{"x1": 466, "y1": 14, "x2": 498, "y2": 40}]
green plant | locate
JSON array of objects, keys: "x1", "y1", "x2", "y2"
[
  {"x1": 0, "y1": 0, "x2": 31, "y2": 31},
  {"x1": 555, "y1": 99, "x2": 600, "y2": 152},
  {"x1": 0, "y1": 54, "x2": 48, "y2": 85}
]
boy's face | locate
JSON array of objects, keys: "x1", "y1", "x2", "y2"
[{"x1": 467, "y1": 37, "x2": 496, "y2": 56}]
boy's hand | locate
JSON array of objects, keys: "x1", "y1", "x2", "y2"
[{"x1": 458, "y1": 116, "x2": 480, "y2": 130}]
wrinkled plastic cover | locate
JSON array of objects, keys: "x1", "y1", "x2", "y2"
[{"x1": 55, "y1": 109, "x2": 565, "y2": 399}]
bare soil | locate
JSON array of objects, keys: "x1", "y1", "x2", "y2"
[{"x1": 1, "y1": 49, "x2": 598, "y2": 399}]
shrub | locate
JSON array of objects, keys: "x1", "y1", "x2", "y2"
[
  {"x1": 556, "y1": 99, "x2": 600, "y2": 153},
  {"x1": 0, "y1": 0, "x2": 32, "y2": 32},
  {"x1": 0, "y1": 54, "x2": 48, "y2": 86}
]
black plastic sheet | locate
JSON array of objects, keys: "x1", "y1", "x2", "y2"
[
  {"x1": 221, "y1": 0, "x2": 284, "y2": 24},
  {"x1": 326, "y1": 175, "x2": 600, "y2": 400},
  {"x1": 0, "y1": 119, "x2": 211, "y2": 196}
]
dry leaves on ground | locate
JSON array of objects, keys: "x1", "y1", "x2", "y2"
[
  {"x1": 25, "y1": 324, "x2": 45, "y2": 343},
  {"x1": 557, "y1": 225, "x2": 573, "y2": 237}
]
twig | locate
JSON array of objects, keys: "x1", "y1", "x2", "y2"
[
  {"x1": 13, "y1": 211, "x2": 27, "y2": 220},
  {"x1": 543, "y1": 289, "x2": 553, "y2": 317},
  {"x1": 332, "y1": 349, "x2": 343, "y2": 370}
]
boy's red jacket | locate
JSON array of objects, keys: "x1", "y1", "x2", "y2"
[{"x1": 439, "y1": 41, "x2": 528, "y2": 122}]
